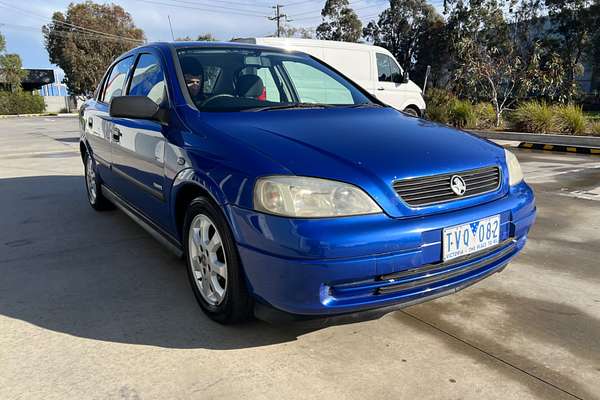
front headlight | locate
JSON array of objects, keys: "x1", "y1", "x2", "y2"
[
  {"x1": 504, "y1": 149, "x2": 523, "y2": 186},
  {"x1": 253, "y1": 176, "x2": 382, "y2": 217}
]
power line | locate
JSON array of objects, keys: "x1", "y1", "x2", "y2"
[
  {"x1": 284, "y1": 0, "x2": 319, "y2": 7},
  {"x1": 126, "y1": 0, "x2": 268, "y2": 17},
  {"x1": 291, "y1": 0, "x2": 388, "y2": 21},
  {"x1": 0, "y1": 22, "x2": 145, "y2": 44},
  {"x1": 0, "y1": 2, "x2": 144, "y2": 43},
  {"x1": 167, "y1": 0, "x2": 273, "y2": 8}
]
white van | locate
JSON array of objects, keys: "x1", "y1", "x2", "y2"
[{"x1": 232, "y1": 37, "x2": 426, "y2": 116}]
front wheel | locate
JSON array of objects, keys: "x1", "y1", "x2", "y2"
[
  {"x1": 183, "y1": 197, "x2": 253, "y2": 324},
  {"x1": 402, "y1": 107, "x2": 420, "y2": 117}
]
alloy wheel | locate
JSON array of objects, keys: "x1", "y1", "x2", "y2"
[
  {"x1": 188, "y1": 214, "x2": 228, "y2": 306},
  {"x1": 86, "y1": 156, "x2": 97, "y2": 204}
]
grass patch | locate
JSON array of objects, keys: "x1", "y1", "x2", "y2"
[
  {"x1": 448, "y1": 99, "x2": 477, "y2": 129},
  {"x1": 555, "y1": 104, "x2": 586, "y2": 135},
  {"x1": 511, "y1": 101, "x2": 557, "y2": 133}
]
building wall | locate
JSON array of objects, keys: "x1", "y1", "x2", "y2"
[{"x1": 43, "y1": 96, "x2": 78, "y2": 113}]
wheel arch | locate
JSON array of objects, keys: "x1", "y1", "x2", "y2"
[
  {"x1": 402, "y1": 104, "x2": 422, "y2": 117},
  {"x1": 170, "y1": 168, "x2": 230, "y2": 241},
  {"x1": 79, "y1": 139, "x2": 91, "y2": 161}
]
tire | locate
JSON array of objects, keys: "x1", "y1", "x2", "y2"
[
  {"x1": 403, "y1": 107, "x2": 420, "y2": 117},
  {"x1": 84, "y1": 152, "x2": 113, "y2": 211},
  {"x1": 183, "y1": 197, "x2": 253, "y2": 324}
]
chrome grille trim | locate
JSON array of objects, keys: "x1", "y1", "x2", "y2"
[{"x1": 393, "y1": 166, "x2": 501, "y2": 207}]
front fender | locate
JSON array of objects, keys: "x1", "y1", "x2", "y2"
[{"x1": 170, "y1": 167, "x2": 228, "y2": 207}]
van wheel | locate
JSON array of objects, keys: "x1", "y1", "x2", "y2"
[
  {"x1": 84, "y1": 153, "x2": 113, "y2": 211},
  {"x1": 403, "y1": 107, "x2": 420, "y2": 117},
  {"x1": 183, "y1": 197, "x2": 253, "y2": 324}
]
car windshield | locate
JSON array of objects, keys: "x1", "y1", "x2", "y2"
[{"x1": 176, "y1": 47, "x2": 376, "y2": 112}]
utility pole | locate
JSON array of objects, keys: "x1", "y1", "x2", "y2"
[{"x1": 269, "y1": 4, "x2": 288, "y2": 38}]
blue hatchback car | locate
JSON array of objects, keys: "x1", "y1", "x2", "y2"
[{"x1": 80, "y1": 42, "x2": 536, "y2": 324}]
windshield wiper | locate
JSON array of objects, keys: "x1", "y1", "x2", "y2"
[{"x1": 244, "y1": 103, "x2": 334, "y2": 112}]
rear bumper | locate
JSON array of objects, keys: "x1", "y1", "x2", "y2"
[{"x1": 228, "y1": 181, "x2": 536, "y2": 318}]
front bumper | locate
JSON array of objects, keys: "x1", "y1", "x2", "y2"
[{"x1": 227, "y1": 181, "x2": 536, "y2": 318}]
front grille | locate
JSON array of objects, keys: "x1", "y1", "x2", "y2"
[{"x1": 393, "y1": 166, "x2": 501, "y2": 207}]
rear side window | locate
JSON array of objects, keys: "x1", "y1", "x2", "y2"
[
  {"x1": 129, "y1": 53, "x2": 166, "y2": 105},
  {"x1": 376, "y1": 53, "x2": 401, "y2": 83},
  {"x1": 102, "y1": 56, "x2": 134, "y2": 103}
]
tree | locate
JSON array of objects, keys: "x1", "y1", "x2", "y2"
[
  {"x1": 411, "y1": 17, "x2": 451, "y2": 89},
  {"x1": 444, "y1": 0, "x2": 561, "y2": 125},
  {"x1": 43, "y1": 1, "x2": 145, "y2": 96},
  {"x1": 316, "y1": 0, "x2": 362, "y2": 42},
  {"x1": 176, "y1": 34, "x2": 217, "y2": 41},
  {"x1": 197, "y1": 33, "x2": 217, "y2": 41},
  {"x1": 545, "y1": 0, "x2": 600, "y2": 101},
  {"x1": 280, "y1": 23, "x2": 315, "y2": 39},
  {"x1": 592, "y1": 21, "x2": 600, "y2": 93},
  {"x1": 0, "y1": 31, "x2": 27, "y2": 92},
  {"x1": 363, "y1": 0, "x2": 441, "y2": 75}
]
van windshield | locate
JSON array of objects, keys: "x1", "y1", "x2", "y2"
[{"x1": 177, "y1": 47, "x2": 377, "y2": 112}]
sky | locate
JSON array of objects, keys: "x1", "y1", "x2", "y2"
[{"x1": 0, "y1": 0, "x2": 411, "y2": 72}]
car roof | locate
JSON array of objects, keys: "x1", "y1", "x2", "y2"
[
  {"x1": 240, "y1": 37, "x2": 396, "y2": 58},
  {"x1": 111, "y1": 41, "x2": 308, "y2": 69}
]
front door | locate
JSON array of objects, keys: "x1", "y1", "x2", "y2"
[{"x1": 374, "y1": 53, "x2": 407, "y2": 110}]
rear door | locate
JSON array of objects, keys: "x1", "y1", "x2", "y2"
[
  {"x1": 110, "y1": 51, "x2": 170, "y2": 229},
  {"x1": 85, "y1": 56, "x2": 135, "y2": 186}
]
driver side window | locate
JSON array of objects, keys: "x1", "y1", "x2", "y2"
[{"x1": 376, "y1": 53, "x2": 401, "y2": 83}]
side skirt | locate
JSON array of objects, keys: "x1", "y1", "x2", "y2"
[{"x1": 101, "y1": 185, "x2": 183, "y2": 258}]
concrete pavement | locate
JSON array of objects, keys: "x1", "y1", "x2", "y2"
[{"x1": 0, "y1": 117, "x2": 598, "y2": 400}]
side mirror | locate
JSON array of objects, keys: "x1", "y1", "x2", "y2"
[
  {"x1": 109, "y1": 96, "x2": 168, "y2": 124},
  {"x1": 402, "y1": 71, "x2": 410, "y2": 84}
]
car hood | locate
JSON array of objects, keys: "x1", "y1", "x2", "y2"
[{"x1": 200, "y1": 107, "x2": 507, "y2": 218}]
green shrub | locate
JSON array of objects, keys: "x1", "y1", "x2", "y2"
[
  {"x1": 474, "y1": 102, "x2": 498, "y2": 129},
  {"x1": 588, "y1": 120, "x2": 600, "y2": 136},
  {"x1": 424, "y1": 88, "x2": 454, "y2": 124},
  {"x1": 448, "y1": 99, "x2": 477, "y2": 129},
  {"x1": 555, "y1": 104, "x2": 586, "y2": 135},
  {"x1": 0, "y1": 91, "x2": 46, "y2": 115},
  {"x1": 511, "y1": 101, "x2": 557, "y2": 133}
]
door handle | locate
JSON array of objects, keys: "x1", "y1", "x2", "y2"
[
  {"x1": 88, "y1": 117, "x2": 93, "y2": 128},
  {"x1": 377, "y1": 87, "x2": 385, "y2": 91},
  {"x1": 112, "y1": 127, "x2": 122, "y2": 142}
]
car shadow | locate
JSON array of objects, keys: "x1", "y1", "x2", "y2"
[{"x1": 0, "y1": 175, "x2": 318, "y2": 349}]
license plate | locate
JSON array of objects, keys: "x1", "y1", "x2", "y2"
[{"x1": 443, "y1": 215, "x2": 500, "y2": 261}]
